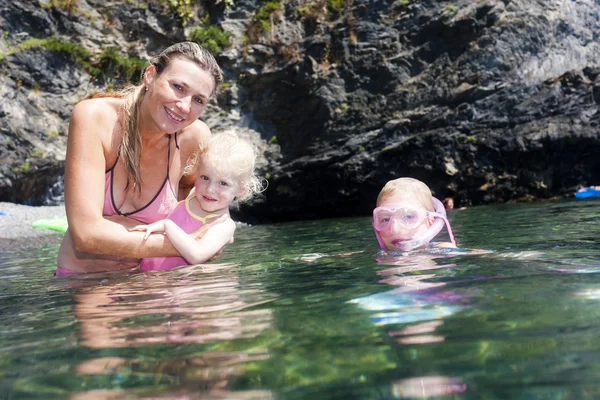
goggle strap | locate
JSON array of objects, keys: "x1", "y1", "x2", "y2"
[
  {"x1": 372, "y1": 197, "x2": 457, "y2": 250},
  {"x1": 441, "y1": 216, "x2": 457, "y2": 246},
  {"x1": 428, "y1": 214, "x2": 457, "y2": 247},
  {"x1": 373, "y1": 221, "x2": 386, "y2": 249}
]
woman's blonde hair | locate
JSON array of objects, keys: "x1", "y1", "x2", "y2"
[
  {"x1": 196, "y1": 131, "x2": 267, "y2": 203},
  {"x1": 376, "y1": 177, "x2": 434, "y2": 211},
  {"x1": 112, "y1": 42, "x2": 223, "y2": 191}
]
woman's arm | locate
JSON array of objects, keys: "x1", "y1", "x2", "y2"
[
  {"x1": 64, "y1": 100, "x2": 178, "y2": 258},
  {"x1": 131, "y1": 217, "x2": 236, "y2": 264}
]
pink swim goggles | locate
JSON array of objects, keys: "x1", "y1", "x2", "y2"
[{"x1": 373, "y1": 197, "x2": 456, "y2": 251}]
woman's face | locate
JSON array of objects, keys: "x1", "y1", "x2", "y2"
[{"x1": 144, "y1": 57, "x2": 215, "y2": 134}]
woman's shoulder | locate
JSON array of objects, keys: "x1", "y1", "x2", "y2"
[
  {"x1": 69, "y1": 97, "x2": 126, "y2": 155},
  {"x1": 176, "y1": 120, "x2": 211, "y2": 169},
  {"x1": 178, "y1": 119, "x2": 211, "y2": 148},
  {"x1": 71, "y1": 97, "x2": 123, "y2": 125}
]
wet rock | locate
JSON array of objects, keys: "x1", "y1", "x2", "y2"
[{"x1": 0, "y1": 0, "x2": 599, "y2": 223}]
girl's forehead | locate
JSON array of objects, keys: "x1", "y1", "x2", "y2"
[
  {"x1": 198, "y1": 160, "x2": 239, "y2": 182},
  {"x1": 380, "y1": 194, "x2": 423, "y2": 207}
]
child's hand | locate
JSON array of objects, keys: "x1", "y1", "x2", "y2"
[{"x1": 129, "y1": 220, "x2": 171, "y2": 240}]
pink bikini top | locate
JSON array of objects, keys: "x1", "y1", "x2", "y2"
[{"x1": 103, "y1": 134, "x2": 179, "y2": 224}]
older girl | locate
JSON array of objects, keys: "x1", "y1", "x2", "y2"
[{"x1": 373, "y1": 178, "x2": 457, "y2": 252}]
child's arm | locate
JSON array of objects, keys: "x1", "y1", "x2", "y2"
[
  {"x1": 129, "y1": 216, "x2": 235, "y2": 265},
  {"x1": 163, "y1": 218, "x2": 236, "y2": 265}
]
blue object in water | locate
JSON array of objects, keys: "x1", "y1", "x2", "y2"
[
  {"x1": 575, "y1": 186, "x2": 600, "y2": 199},
  {"x1": 0, "y1": 211, "x2": 9, "y2": 216}
]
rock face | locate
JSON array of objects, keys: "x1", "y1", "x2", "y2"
[{"x1": 1, "y1": 0, "x2": 599, "y2": 222}]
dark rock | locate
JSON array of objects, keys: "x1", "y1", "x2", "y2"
[{"x1": 1, "y1": 0, "x2": 600, "y2": 224}]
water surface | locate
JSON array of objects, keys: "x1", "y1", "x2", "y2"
[{"x1": 1, "y1": 199, "x2": 600, "y2": 399}]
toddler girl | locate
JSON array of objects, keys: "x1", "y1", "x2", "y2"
[{"x1": 130, "y1": 131, "x2": 265, "y2": 271}]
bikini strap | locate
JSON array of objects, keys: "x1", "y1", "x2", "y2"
[
  {"x1": 167, "y1": 134, "x2": 171, "y2": 165},
  {"x1": 106, "y1": 146, "x2": 121, "y2": 173},
  {"x1": 111, "y1": 134, "x2": 173, "y2": 217},
  {"x1": 167, "y1": 132, "x2": 180, "y2": 178},
  {"x1": 166, "y1": 133, "x2": 174, "y2": 183}
]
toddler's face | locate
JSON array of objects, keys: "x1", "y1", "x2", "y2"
[
  {"x1": 194, "y1": 160, "x2": 241, "y2": 213},
  {"x1": 376, "y1": 196, "x2": 432, "y2": 250}
]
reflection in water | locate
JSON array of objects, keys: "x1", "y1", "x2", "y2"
[
  {"x1": 350, "y1": 267, "x2": 467, "y2": 396},
  {"x1": 391, "y1": 376, "x2": 467, "y2": 398},
  {"x1": 68, "y1": 263, "x2": 275, "y2": 398},
  {"x1": 390, "y1": 320, "x2": 445, "y2": 344},
  {"x1": 349, "y1": 253, "x2": 467, "y2": 330},
  {"x1": 348, "y1": 253, "x2": 473, "y2": 396},
  {"x1": 3, "y1": 200, "x2": 600, "y2": 398}
]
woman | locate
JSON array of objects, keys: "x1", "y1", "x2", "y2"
[{"x1": 57, "y1": 42, "x2": 224, "y2": 274}]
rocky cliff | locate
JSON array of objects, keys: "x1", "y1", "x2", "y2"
[{"x1": 1, "y1": 0, "x2": 599, "y2": 223}]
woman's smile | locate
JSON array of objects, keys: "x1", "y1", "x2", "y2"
[{"x1": 164, "y1": 107, "x2": 184, "y2": 123}]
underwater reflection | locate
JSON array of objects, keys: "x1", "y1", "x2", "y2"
[
  {"x1": 72, "y1": 264, "x2": 273, "y2": 348},
  {"x1": 347, "y1": 254, "x2": 473, "y2": 396},
  {"x1": 391, "y1": 376, "x2": 467, "y2": 398},
  {"x1": 349, "y1": 253, "x2": 468, "y2": 343},
  {"x1": 70, "y1": 385, "x2": 273, "y2": 400},
  {"x1": 66, "y1": 263, "x2": 275, "y2": 398}
]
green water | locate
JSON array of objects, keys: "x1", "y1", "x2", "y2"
[{"x1": 1, "y1": 199, "x2": 600, "y2": 399}]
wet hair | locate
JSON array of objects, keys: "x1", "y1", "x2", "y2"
[
  {"x1": 196, "y1": 130, "x2": 267, "y2": 203},
  {"x1": 118, "y1": 42, "x2": 223, "y2": 191},
  {"x1": 376, "y1": 177, "x2": 434, "y2": 211}
]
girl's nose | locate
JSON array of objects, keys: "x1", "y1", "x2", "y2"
[
  {"x1": 388, "y1": 219, "x2": 401, "y2": 234},
  {"x1": 389, "y1": 219, "x2": 411, "y2": 234}
]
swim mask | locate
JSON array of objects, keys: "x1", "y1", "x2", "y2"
[{"x1": 373, "y1": 197, "x2": 456, "y2": 251}]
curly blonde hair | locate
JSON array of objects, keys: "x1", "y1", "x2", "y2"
[{"x1": 191, "y1": 131, "x2": 267, "y2": 203}]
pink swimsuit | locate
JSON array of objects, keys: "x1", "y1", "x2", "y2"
[
  {"x1": 103, "y1": 134, "x2": 178, "y2": 223},
  {"x1": 55, "y1": 134, "x2": 179, "y2": 276},
  {"x1": 140, "y1": 197, "x2": 218, "y2": 271}
]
